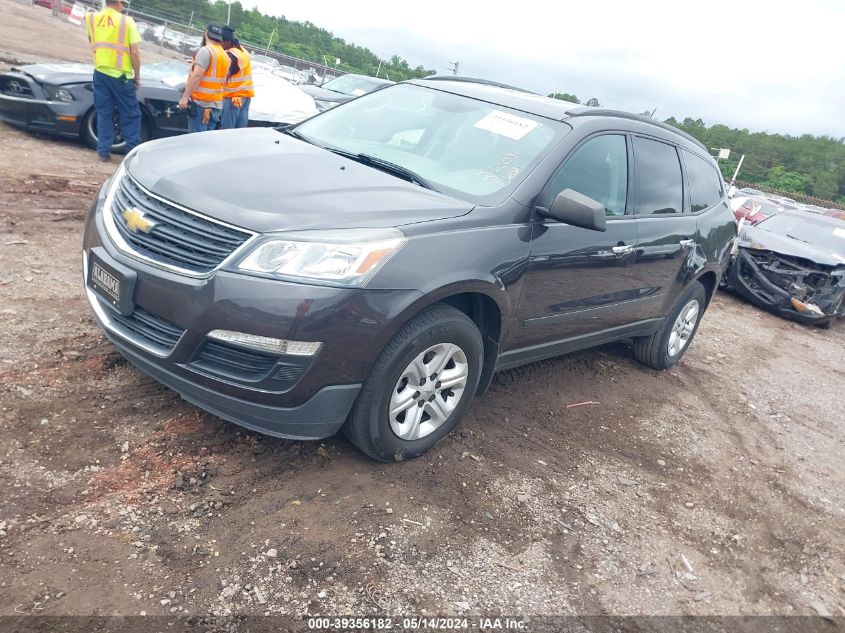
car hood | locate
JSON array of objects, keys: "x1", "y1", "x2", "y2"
[
  {"x1": 125, "y1": 128, "x2": 473, "y2": 233},
  {"x1": 15, "y1": 62, "x2": 186, "y2": 89},
  {"x1": 299, "y1": 85, "x2": 351, "y2": 102},
  {"x1": 16, "y1": 63, "x2": 94, "y2": 85},
  {"x1": 739, "y1": 224, "x2": 845, "y2": 267}
]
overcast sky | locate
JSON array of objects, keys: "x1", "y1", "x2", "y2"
[{"x1": 249, "y1": 0, "x2": 844, "y2": 137}]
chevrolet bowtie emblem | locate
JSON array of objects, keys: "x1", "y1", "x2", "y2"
[{"x1": 122, "y1": 207, "x2": 156, "y2": 233}]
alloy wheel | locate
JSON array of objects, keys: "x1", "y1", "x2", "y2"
[
  {"x1": 668, "y1": 299, "x2": 700, "y2": 357},
  {"x1": 388, "y1": 343, "x2": 469, "y2": 440}
]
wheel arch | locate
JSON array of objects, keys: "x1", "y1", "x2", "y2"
[
  {"x1": 694, "y1": 269, "x2": 719, "y2": 306},
  {"x1": 382, "y1": 281, "x2": 509, "y2": 396}
]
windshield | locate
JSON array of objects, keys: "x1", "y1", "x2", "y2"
[
  {"x1": 141, "y1": 60, "x2": 190, "y2": 85},
  {"x1": 322, "y1": 74, "x2": 389, "y2": 96},
  {"x1": 758, "y1": 213, "x2": 845, "y2": 253},
  {"x1": 293, "y1": 83, "x2": 564, "y2": 205}
]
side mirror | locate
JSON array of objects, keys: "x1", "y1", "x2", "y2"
[{"x1": 540, "y1": 189, "x2": 607, "y2": 232}]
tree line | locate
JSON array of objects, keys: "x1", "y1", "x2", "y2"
[
  {"x1": 665, "y1": 117, "x2": 844, "y2": 204},
  {"x1": 128, "y1": 0, "x2": 435, "y2": 81}
]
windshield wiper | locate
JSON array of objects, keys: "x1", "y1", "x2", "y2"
[
  {"x1": 358, "y1": 154, "x2": 435, "y2": 190},
  {"x1": 280, "y1": 127, "x2": 310, "y2": 142},
  {"x1": 326, "y1": 149, "x2": 434, "y2": 189}
]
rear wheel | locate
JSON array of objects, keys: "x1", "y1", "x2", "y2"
[
  {"x1": 343, "y1": 304, "x2": 483, "y2": 462},
  {"x1": 632, "y1": 282, "x2": 707, "y2": 370},
  {"x1": 81, "y1": 109, "x2": 150, "y2": 154}
]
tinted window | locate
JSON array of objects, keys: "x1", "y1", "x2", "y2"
[
  {"x1": 633, "y1": 137, "x2": 683, "y2": 215},
  {"x1": 542, "y1": 135, "x2": 628, "y2": 216},
  {"x1": 684, "y1": 150, "x2": 723, "y2": 212}
]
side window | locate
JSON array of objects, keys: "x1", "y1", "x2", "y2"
[
  {"x1": 632, "y1": 137, "x2": 683, "y2": 215},
  {"x1": 541, "y1": 135, "x2": 628, "y2": 216},
  {"x1": 683, "y1": 150, "x2": 723, "y2": 212}
]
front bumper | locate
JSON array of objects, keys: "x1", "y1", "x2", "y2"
[
  {"x1": 727, "y1": 249, "x2": 845, "y2": 325},
  {"x1": 0, "y1": 93, "x2": 83, "y2": 139},
  {"x1": 83, "y1": 190, "x2": 422, "y2": 439}
]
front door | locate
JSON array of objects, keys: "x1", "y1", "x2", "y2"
[{"x1": 514, "y1": 133, "x2": 648, "y2": 348}]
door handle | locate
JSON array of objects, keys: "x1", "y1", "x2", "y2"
[
  {"x1": 612, "y1": 244, "x2": 634, "y2": 255},
  {"x1": 679, "y1": 239, "x2": 695, "y2": 247}
]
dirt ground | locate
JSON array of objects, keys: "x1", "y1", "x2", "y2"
[{"x1": 1, "y1": 0, "x2": 845, "y2": 624}]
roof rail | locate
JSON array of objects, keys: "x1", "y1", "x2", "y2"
[
  {"x1": 419, "y1": 75, "x2": 536, "y2": 95},
  {"x1": 566, "y1": 108, "x2": 707, "y2": 151}
]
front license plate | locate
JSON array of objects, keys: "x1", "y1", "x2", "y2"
[{"x1": 88, "y1": 247, "x2": 136, "y2": 316}]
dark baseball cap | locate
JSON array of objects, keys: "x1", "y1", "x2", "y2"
[{"x1": 206, "y1": 22, "x2": 229, "y2": 41}]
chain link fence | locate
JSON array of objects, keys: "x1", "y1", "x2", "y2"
[{"x1": 732, "y1": 179, "x2": 845, "y2": 211}]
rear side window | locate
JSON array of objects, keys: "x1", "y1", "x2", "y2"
[
  {"x1": 542, "y1": 134, "x2": 628, "y2": 216},
  {"x1": 632, "y1": 137, "x2": 683, "y2": 215},
  {"x1": 684, "y1": 150, "x2": 723, "y2": 212}
]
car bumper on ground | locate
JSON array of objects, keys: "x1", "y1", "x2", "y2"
[
  {"x1": 82, "y1": 193, "x2": 422, "y2": 439},
  {"x1": 728, "y1": 248, "x2": 844, "y2": 325}
]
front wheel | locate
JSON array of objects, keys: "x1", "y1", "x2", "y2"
[
  {"x1": 81, "y1": 109, "x2": 150, "y2": 154},
  {"x1": 632, "y1": 281, "x2": 707, "y2": 370},
  {"x1": 344, "y1": 304, "x2": 483, "y2": 462}
]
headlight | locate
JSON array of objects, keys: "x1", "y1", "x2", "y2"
[
  {"x1": 43, "y1": 84, "x2": 73, "y2": 102},
  {"x1": 236, "y1": 228, "x2": 406, "y2": 287}
]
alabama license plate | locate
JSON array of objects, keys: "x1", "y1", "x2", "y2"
[{"x1": 88, "y1": 247, "x2": 136, "y2": 316}]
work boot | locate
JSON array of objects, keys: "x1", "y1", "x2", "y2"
[{"x1": 98, "y1": 154, "x2": 111, "y2": 163}]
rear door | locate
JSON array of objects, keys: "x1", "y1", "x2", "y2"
[{"x1": 629, "y1": 135, "x2": 699, "y2": 316}]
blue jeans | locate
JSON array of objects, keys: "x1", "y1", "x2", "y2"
[
  {"x1": 92, "y1": 70, "x2": 141, "y2": 157},
  {"x1": 188, "y1": 104, "x2": 221, "y2": 132},
  {"x1": 221, "y1": 97, "x2": 251, "y2": 129}
]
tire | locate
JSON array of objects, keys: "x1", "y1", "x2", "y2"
[
  {"x1": 343, "y1": 304, "x2": 483, "y2": 462},
  {"x1": 632, "y1": 281, "x2": 707, "y2": 370},
  {"x1": 81, "y1": 109, "x2": 150, "y2": 155}
]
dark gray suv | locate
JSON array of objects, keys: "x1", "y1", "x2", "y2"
[{"x1": 83, "y1": 77, "x2": 736, "y2": 461}]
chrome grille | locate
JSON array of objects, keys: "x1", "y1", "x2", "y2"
[
  {"x1": 0, "y1": 76, "x2": 34, "y2": 98},
  {"x1": 111, "y1": 175, "x2": 252, "y2": 274}
]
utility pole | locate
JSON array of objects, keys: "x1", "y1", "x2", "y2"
[
  {"x1": 731, "y1": 154, "x2": 746, "y2": 184},
  {"x1": 265, "y1": 28, "x2": 276, "y2": 54},
  {"x1": 448, "y1": 61, "x2": 459, "y2": 75},
  {"x1": 375, "y1": 60, "x2": 382, "y2": 78},
  {"x1": 227, "y1": 1, "x2": 232, "y2": 25}
]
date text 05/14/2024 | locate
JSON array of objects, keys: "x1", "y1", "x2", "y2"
[{"x1": 307, "y1": 617, "x2": 529, "y2": 630}]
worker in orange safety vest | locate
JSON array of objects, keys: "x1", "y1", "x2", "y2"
[
  {"x1": 221, "y1": 39, "x2": 254, "y2": 129},
  {"x1": 85, "y1": 0, "x2": 142, "y2": 161},
  {"x1": 177, "y1": 23, "x2": 232, "y2": 132}
]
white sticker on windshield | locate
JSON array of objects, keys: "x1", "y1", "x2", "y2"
[
  {"x1": 834, "y1": 227, "x2": 845, "y2": 239},
  {"x1": 474, "y1": 110, "x2": 539, "y2": 140}
]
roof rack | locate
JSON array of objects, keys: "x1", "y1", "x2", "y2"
[
  {"x1": 565, "y1": 108, "x2": 707, "y2": 151},
  {"x1": 419, "y1": 75, "x2": 536, "y2": 95}
]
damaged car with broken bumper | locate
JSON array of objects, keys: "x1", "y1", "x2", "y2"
[{"x1": 727, "y1": 210, "x2": 845, "y2": 327}]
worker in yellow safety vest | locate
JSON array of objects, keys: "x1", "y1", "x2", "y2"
[
  {"x1": 84, "y1": 0, "x2": 142, "y2": 161},
  {"x1": 178, "y1": 23, "x2": 232, "y2": 132},
  {"x1": 221, "y1": 39, "x2": 254, "y2": 129}
]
